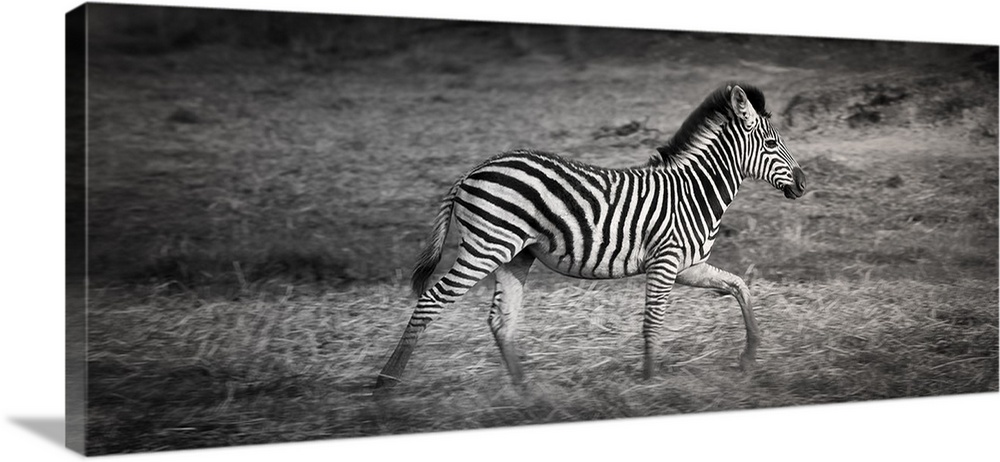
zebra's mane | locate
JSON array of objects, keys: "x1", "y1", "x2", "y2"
[{"x1": 648, "y1": 83, "x2": 769, "y2": 167}]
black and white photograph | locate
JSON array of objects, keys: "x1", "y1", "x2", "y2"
[{"x1": 4, "y1": 1, "x2": 999, "y2": 460}]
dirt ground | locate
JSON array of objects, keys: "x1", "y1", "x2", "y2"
[{"x1": 79, "y1": 8, "x2": 998, "y2": 455}]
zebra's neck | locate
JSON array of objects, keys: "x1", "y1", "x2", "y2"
[{"x1": 651, "y1": 117, "x2": 745, "y2": 226}]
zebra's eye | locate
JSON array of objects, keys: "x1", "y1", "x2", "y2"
[{"x1": 764, "y1": 139, "x2": 778, "y2": 149}]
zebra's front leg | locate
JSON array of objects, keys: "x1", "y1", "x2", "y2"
[
  {"x1": 676, "y1": 263, "x2": 759, "y2": 371},
  {"x1": 641, "y1": 258, "x2": 680, "y2": 380},
  {"x1": 488, "y1": 251, "x2": 534, "y2": 385}
]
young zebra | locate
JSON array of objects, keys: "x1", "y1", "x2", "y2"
[{"x1": 375, "y1": 83, "x2": 806, "y2": 389}]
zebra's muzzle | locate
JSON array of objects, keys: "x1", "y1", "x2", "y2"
[{"x1": 782, "y1": 167, "x2": 807, "y2": 199}]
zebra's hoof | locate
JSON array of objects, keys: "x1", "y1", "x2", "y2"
[
  {"x1": 738, "y1": 353, "x2": 758, "y2": 372},
  {"x1": 374, "y1": 374, "x2": 401, "y2": 390}
]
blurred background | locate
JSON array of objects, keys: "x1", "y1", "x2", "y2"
[{"x1": 83, "y1": 4, "x2": 997, "y2": 290}]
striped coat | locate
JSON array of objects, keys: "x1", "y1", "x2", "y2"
[{"x1": 376, "y1": 83, "x2": 806, "y2": 389}]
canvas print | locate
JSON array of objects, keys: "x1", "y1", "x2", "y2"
[{"x1": 66, "y1": 2, "x2": 999, "y2": 455}]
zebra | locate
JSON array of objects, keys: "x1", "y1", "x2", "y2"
[{"x1": 375, "y1": 83, "x2": 806, "y2": 389}]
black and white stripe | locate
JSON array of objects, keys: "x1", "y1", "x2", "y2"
[{"x1": 376, "y1": 83, "x2": 806, "y2": 388}]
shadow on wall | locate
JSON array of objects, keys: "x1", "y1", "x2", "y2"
[{"x1": 9, "y1": 417, "x2": 65, "y2": 448}]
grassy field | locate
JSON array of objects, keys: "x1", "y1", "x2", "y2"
[{"x1": 82, "y1": 11, "x2": 998, "y2": 455}]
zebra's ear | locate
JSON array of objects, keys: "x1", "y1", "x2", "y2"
[{"x1": 729, "y1": 85, "x2": 759, "y2": 130}]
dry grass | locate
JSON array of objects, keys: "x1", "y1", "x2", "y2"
[
  {"x1": 80, "y1": 15, "x2": 998, "y2": 455},
  {"x1": 86, "y1": 275, "x2": 997, "y2": 453}
]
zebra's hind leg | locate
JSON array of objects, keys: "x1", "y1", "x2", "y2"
[
  {"x1": 488, "y1": 251, "x2": 535, "y2": 385},
  {"x1": 375, "y1": 249, "x2": 504, "y2": 390},
  {"x1": 676, "y1": 263, "x2": 759, "y2": 371}
]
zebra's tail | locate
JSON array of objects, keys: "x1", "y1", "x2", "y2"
[{"x1": 411, "y1": 180, "x2": 461, "y2": 297}]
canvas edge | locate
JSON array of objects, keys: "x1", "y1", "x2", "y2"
[{"x1": 65, "y1": 2, "x2": 87, "y2": 456}]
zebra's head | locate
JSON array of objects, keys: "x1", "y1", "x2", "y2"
[{"x1": 728, "y1": 84, "x2": 806, "y2": 199}]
